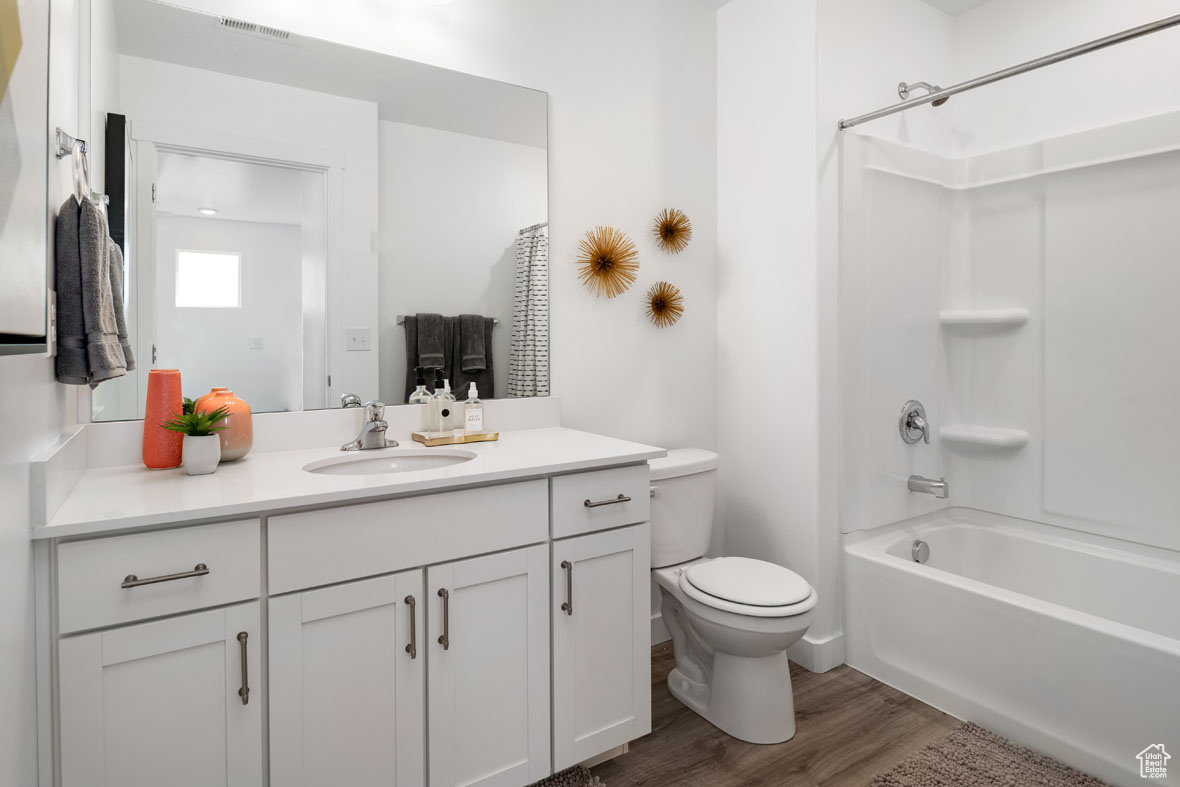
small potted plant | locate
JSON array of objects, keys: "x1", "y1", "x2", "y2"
[{"x1": 161, "y1": 399, "x2": 232, "y2": 476}]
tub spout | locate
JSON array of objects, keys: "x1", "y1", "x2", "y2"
[{"x1": 908, "y1": 474, "x2": 949, "y2": 499}]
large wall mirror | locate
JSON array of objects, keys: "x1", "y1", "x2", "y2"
[{"x1": 89, "y1": 0, "x2": 548, "y2": 421}]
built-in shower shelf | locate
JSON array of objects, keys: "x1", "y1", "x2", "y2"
[
  {"x1": 939, "y1": 308, "x2": 1030, "y2": 329},
  {"x1": 940, "y1": 425, "x2": 1029, "y2": 450}
]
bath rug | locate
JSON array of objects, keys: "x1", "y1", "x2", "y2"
[
  {"x1": 528, "y1": 765, "x2": 604, "y2": 787},
  {"x1": 871, "y1": 722, "x2": 1110, "y2": 787}
]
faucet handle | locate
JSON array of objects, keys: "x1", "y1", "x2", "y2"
[
  {"x1": 364, "y1": 401, "x2": 385, "y2": 421},
  {"x1": 341, "y1": 393, "x2": 362, "y2": 409},
  {"x1": 900, "y1": 400, "x2": 930, "y2": 445}
]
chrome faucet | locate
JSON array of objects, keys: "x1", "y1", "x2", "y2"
[
  {"x1": 908, "y1": 475, "x2": 949, "y2": 499},
  {"x1": 341, "y1": 401, "x2": 398, "y2": 451},
  {"x1": 340, "y1": 392, "x2": 363, "y2": 409},
  {"x1": 899, "y1": 400, "x2": 930, "y2": 445}
]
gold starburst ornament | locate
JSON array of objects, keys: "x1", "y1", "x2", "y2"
[
  {"x1": 645, "y1": 281, "x2": 684, "y2": 328},
  {"x1": 653, "y1": 208, "x2": 693, "y2": 254},
  {"x1": 576, "y1": 226, "x2": 639, "y2": 298}
]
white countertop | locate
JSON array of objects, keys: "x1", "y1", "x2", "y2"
[{"x1": 36, "y1": 427, "x2": 665, "y2": 539}]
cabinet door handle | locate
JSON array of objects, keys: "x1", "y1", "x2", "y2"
[
  {"x1": 437, "y1": 588, "x2": 450, "y2": 650},
  {"x1": 236, "y1": 631, "x2": 250, "y2": 706},
  {"x1": 404, "y1": 595, "x2": 417, "y2": 659},
  {"x1": 583, "y1": 494, "x2": 631, "y2": 508},
  {"x1": 121, "y1": 563, "x2": 209, "y2": 589},
  {"x1": 560, "y1": 560, "x2": 573, "y2": 616}
]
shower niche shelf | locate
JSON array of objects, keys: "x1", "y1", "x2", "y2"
[
  {"x1": 940, "y1": 425, "x2": 1029, "y2": 450},
  {"x1": 939, "y1": 308, "x2": 1029, "y2": 330}
]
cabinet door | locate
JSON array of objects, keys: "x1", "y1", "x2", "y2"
[
  {"x1": 552, "y1": 523, "x2": 651, "y2": 769},
  {"x1": 269, "y1": 570, "x2": 425, "y2": 787},
  {"x1": 428, "y1": 544, "x2": 551, "y2": 787},
  {"x1": 58, "y1": 602, "x2": 261, "y2": 787}
]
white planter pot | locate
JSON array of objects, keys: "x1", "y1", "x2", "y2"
[{"x1": 182, "y1": 435, "x2": 221, "y2": 476}]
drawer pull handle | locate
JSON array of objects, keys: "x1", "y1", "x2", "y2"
[
  {"x1": 237, "y1": 631, "x2": 250, "y2": 706},
  {"x1": 583, "y1": 494, "x2": 631, "y2": 509},
  {"x1": 121, "y1": 563, "x2": 209, "y2": 589},
  {"x1": 404, "y1": 595, "x2": 418, "y2": 659},
  {"x1": 437, "y1": 588, "x2": 450, "y2": 651},
  {"x1": 560, "y1": 560, "x2": 573, "y2": 616}
]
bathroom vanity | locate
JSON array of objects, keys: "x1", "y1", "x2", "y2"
[{"x1": 33, "y1": 425, "x2": 661, "y2": 787}]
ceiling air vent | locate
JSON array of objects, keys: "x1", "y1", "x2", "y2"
[{"x1": 218, "y1": 17, "x2": 291, "y2": 42}]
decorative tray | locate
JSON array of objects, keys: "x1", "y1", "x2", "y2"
[{"x1": 411, "y1": 431, "x2": 500, "y2": 447}]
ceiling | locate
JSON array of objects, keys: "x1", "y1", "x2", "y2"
[
  {"x1": 112, "y1": 0, "x2": 548, "y2": 149},
  {"x1": 918, "y1": 0, "x2": 991, "y2": 16},
  {"x1": 155, "y1": 152, "x2": 305, "y2": 225}
]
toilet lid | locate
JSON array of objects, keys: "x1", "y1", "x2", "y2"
[{"x1": 684, "y1": 557, "x2": 812, "y2": 607}]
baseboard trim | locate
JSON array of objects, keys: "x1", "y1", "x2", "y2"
[{"x1": 788, "y1": 631, "x2": 845, "y2": 673}]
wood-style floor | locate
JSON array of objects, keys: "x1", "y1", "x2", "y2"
[{"x1": 591, "y1": 642, "x2": 958, "y2": 787}]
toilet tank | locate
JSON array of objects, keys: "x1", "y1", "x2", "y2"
[{"x1": 648, "y1": 448, "x2": 720, "y2": 568}]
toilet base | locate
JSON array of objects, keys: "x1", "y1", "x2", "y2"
[{"x1": 666, "y1": 649, "x2": 798, "y2": 745}]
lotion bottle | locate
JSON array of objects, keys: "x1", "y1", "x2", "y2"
[{"x1": 463, "y1": 383, "x2": 485, "y2": 435}]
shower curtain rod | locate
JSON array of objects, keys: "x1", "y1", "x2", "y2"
[{"x1": 838, "y1": 12, "x2": 1180, "y2": 130}]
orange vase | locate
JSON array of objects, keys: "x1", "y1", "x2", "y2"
[
  {"x1": 194, "y1": 387, "x2": 228, "y2": 414},
  {"x1": 196, "y1": 389, "x2": 253, "y2": 462},
  {"x1": 142, "y1": 370, "x2": 184, "y2": 469}
]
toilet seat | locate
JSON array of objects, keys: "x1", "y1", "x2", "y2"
[{"x1": 679, "y1": 557, "x2": 816, "y2": 618}]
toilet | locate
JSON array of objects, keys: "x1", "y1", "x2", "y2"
[{"x1": 650, "y1": 448, "x2": 816, "y2": 745}]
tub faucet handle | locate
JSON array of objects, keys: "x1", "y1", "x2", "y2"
[{"x1": 900, "y1": 400, "x2": 930, "y2": 445}]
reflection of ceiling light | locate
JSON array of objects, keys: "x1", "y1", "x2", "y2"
[{"x1": 199, "y1": 208, "x2": 218, "y2": 215}]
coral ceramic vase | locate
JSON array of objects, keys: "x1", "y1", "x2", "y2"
[
  {"x1": 194, "y1": 387, "x2": 228, "y2": 414},
  {"x1": 142, "y1": 369, "x2": 184, "y2": 469},
  {"x1": 196, "y1": 389, "x2": 253, "y2": 462}
]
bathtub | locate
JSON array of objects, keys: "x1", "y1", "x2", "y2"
[{"x1": 843, "y1": 508, "x2": 1180, "y2": 787}]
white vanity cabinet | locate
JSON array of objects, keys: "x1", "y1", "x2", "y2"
[
  {"x1": 551, "y1": 523, "x2": 652, "y2": 770},
  {"x1": 58, "y1": 602, "x2": 262, "y2": 787},
  {"x1": 427, "y1": 544, "x2": 552, "y2": 787},
  {"x1": 41, "y1": 456, "x2": 658, "y2": 787},
  {"x1": 269, "y1": 570, "x2": 425, "y2": 787}
]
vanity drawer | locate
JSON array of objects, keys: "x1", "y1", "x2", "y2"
[
  {"x1": 57, "y1": 519, "x2": 261, "y2": 635},
  {"x1": 551, "y1": 465, "x2": 650, "y2": 539},
  {"x1": 268, "y1": 480, "x2": 548, "y2": 595}
]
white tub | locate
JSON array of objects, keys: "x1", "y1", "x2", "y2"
[{"x1": 844, "y1": 509, "x2": 1180, "y2": 787}]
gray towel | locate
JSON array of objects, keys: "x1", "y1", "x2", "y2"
[
  {"x1": 416, "y1": 312, "x2": 446, "y2": 369},
  {"x1": 458, "y1": 314, "x2": 487, "y2": 372},
  {"x1": 451, "y1": 316, "x2": 495, "y2": 399},
  {"x1": 54, "y1": 197, "x2": 126, "y2": 386},
  {"x1": 107, "y1": 239, "x2": 135, "y2": 371}
]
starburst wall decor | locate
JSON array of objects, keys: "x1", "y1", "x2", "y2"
[
  {"x1": 653, "y1": 208, "x2": 693, "y2": 254},
  {"x1": 645, "y1": 281, "x2": 684, "y2": 328},
  {"x1": 576, "y1": 226, "x2": 639, "y2": 298}
]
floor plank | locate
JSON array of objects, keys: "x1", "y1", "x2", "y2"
[{"x1": 591, "y1": 642, "x2": 958, "y2": 787}]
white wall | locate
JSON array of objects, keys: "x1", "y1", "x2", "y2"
[
  {"x1": 950, "y1": 0, "x2": 1180, "y2": 155},
  {"x1": 118, "y1": 54, "x2": 380, "y2": 402},
  {"x1": 166, "y1": 0, "x2": 719, "y2": 451},
  {"x1": 156, "y1": 216, "x2": 304, "y2": 412},
  {"x1": 713, "y1": 0, "x2": 955, "y2": 669},
  {"x1": 0, "y1": 2, "x2": 86, "y2": 785},
  {"x1": 377, "y1": 121, "x2": 546, "y2": 404}
]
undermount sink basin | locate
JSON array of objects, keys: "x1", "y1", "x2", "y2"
[{"x1": 303, "y1": 448, "x2": 476, "y2": 476}]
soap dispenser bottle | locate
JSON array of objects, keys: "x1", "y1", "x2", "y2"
[
  {"x1": 463, "y1": 383, "x2": 485, "y2": 435},
  {"x1": 429, "y1": 369, "x2": 456, "y2": 433},
  {"x1": 408, "y1": 367, "x2": 431, "y2": 405}
]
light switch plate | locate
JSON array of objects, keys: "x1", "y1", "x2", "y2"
[
  {"x1": 345, "y1": 327, "x2": 372, "y2": 352},
  {"x1": 249, "y1": 337, "x2": 264, "y2": 350}
]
